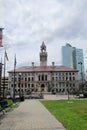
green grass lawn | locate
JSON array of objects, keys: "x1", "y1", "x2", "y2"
[
  {"x1": 41, "y1": 100, "x2": 87, "y2": 130},
  {"x1": 6, "y1": 99, "x2": 19, "y2": 108}
]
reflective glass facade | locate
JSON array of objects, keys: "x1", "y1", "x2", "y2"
[{"x1": 62, "y1": 44, "x2": 85, "y2": 80}]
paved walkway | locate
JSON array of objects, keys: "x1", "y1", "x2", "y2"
[
  {"x1": 0, "y1": 100, "x2": 66, "y2": 130},
  {"x1": 43, "y1": 94, "x2": 74, "y2": 100}
]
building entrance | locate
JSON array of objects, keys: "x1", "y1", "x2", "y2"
[{"x1": 41, "y1": 84, "x2": 45, "y2": 92}]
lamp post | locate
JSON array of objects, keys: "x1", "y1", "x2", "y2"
[
  {"x1": 67, "y1": 80, "x2": 70, "y2": 100},
  {"x1": 78, "y1": 62, "x2": 83, "y2": 93},
  {"x1": 13, "y1": 55, "x2": 16, "y2": 102},
  {"x1": 67, "y1": 88, "x2": 69, "y2": 100},
  {"x1": 13, "y1": 66, "x2": 16, "y2": 102},
  {"x1": 18, "y1": 73, "x2": 21, "y2": 101}
]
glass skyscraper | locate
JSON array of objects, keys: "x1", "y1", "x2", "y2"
[
  {"x1": 74, "y1": 49, "x2": 85, "y2": 80},
  {"x1": 62, "y1": 43, "x2": 85, "y2": 80},
  {"x1": 62, "y1": 43, "x2": 74, "y2": 68}
]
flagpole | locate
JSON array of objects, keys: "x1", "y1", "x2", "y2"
[
  {"x1": 0, "y1": 59, "x2": 3, "y2": 100},
  {"x1": 13, "y1": 55, "x2": 16, "y2": 102},
  {"x1": 3, "y1": 50, "x2": 6, "y2": 99},
  {"x1": 0, "y1": 28, "x2": 4, "y2": 99}
]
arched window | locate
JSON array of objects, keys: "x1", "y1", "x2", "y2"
[
  {"x1": 73, "y1": 77, "x2": 75, "y2": 80},
  {"x1": 69, "y1": 77, "x2": 71, "y2": 81},
  {"x1": 42, "y1": 75, "x2": 44, "y2": 81},
  {"x1": 45, "y1": 75, "x2": 47, "y2": 80},
  {"x1": 28, "y1": 77, "x2": 30, "y2": 81},
  {"x1": 38, "y1": 75, "x2": 40, "y2": 81}
]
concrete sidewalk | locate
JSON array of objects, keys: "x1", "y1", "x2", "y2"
[{"x1": 0, "y1": 100, "x2": 66, "y2": 130}]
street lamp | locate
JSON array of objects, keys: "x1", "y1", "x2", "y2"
[
  {"x1": 18, "y1": 73, "x2": 21, "y2": 101},
  {"x1": 66, "y1": 80, "x2": 70, "y2": 100},
  {"x1": 78, "y1": 62, "x2": 83, "y2": 93}
]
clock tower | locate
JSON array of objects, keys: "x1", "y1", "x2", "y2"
[{"x1": 40, "y1": 41, "x2": 47, "y2": 66}]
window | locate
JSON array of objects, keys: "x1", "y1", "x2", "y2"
[
  {"x1": 42, "y1": 75, "x2": 44, "y2": 81},
  {"x1": 52, "y1": 77, "x2": 54, "y2": 80},
  {"x1": 69, "y1": 77, "x2": 71, "y2": 81},
  {"x1": 52, "y1": 84, "x2": 54, "y2": 86},
  {"x1": 59, "y1": 89, "x2": 61, "y2": 92},
  {"x1": 52, "y1": 73, "x2": 54, "y2": 75},
  {"x1": 73, "y1": 72, "x2": 75, "y2": 75},
  {"x1": 32, "y1": 77, "x2": 34, "y2": 81},
  {"x1": 73, "y1": 84, "x2": 75, "y2": 87},
  {"x1": 62, "y1": 89, "x2": 65, "y2": 92},
  {"x1": 25, "y1": 77, "x2": 27, "y2": 81},
  {"x1": 38, "y1": 75, "x2": 40, "y2": 81},
  {"x1": 59, "y1": 77, "x2": 61, "y2": 80},
  {"x1": 28, "y1": 77, "x2": 30, "y2": 81},
  {"x1": 66, "y1": 84, "x2": 68, "y2": 87},
  {"x1": 73, "y1": 77, "x2": 75, "y2": 80},
  {"x1": 32, "y1": 84, "x2": 34, "y2": 87},
  {"x1": 69, "y1": 73, "x2": 71, "y2": 75},
  {"x1": 11, "y1": 84, "x2": 13, "y2": 87},
  {"x1": 45, "y1": 75, "x2": 47, "y2": 80},
  {"x1": 66, "y1": 77, "x2": 68, "y2": 80},
  {"x1": 66, "y1": 73, "x2": 68, "y2": 75}
]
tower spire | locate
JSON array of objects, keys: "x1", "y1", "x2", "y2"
[{"x1": 40, "y1": 41, "x2": 47, "y2": 66}]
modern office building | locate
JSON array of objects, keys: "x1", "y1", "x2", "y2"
[
  {"x1": 8, "y1": 42, "x2": 79, "y2": 96},
  {"x1": 62, "y1": 44, "x2": 74, "y2": 68},
  {"x1": 62, "y1": 43, "x2": 85, "y2": 80},
  {"x1": 75, "y1": 49, "x2": 85, "y2": 81}
]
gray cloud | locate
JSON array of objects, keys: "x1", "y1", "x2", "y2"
[{"x1": 0, "y1": 0, "x2": 87, "y2": 74}]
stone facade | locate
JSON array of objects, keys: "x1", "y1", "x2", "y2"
[{"x1": 8, "y1": 42, "x2": 79, "y2": 95}]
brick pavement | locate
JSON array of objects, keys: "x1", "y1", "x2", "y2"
[{"x1": 0, "y1": 100, "x2": 66, "y2": 130}]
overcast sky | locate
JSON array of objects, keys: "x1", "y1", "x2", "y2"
[{"x1": 0, "y1": 0, "x2": 87, "y2": 75}]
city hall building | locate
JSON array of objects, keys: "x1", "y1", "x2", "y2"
[{"x1": 8, "y1": 42, "x2": 79, "y2": 95}]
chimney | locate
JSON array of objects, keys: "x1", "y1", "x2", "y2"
[
  {"x1": 52, "y1": 62, "x2": 55, "y2": 67},
  {"x1": 32, "y1": 62, "x2": 34, "y2": 68}
]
